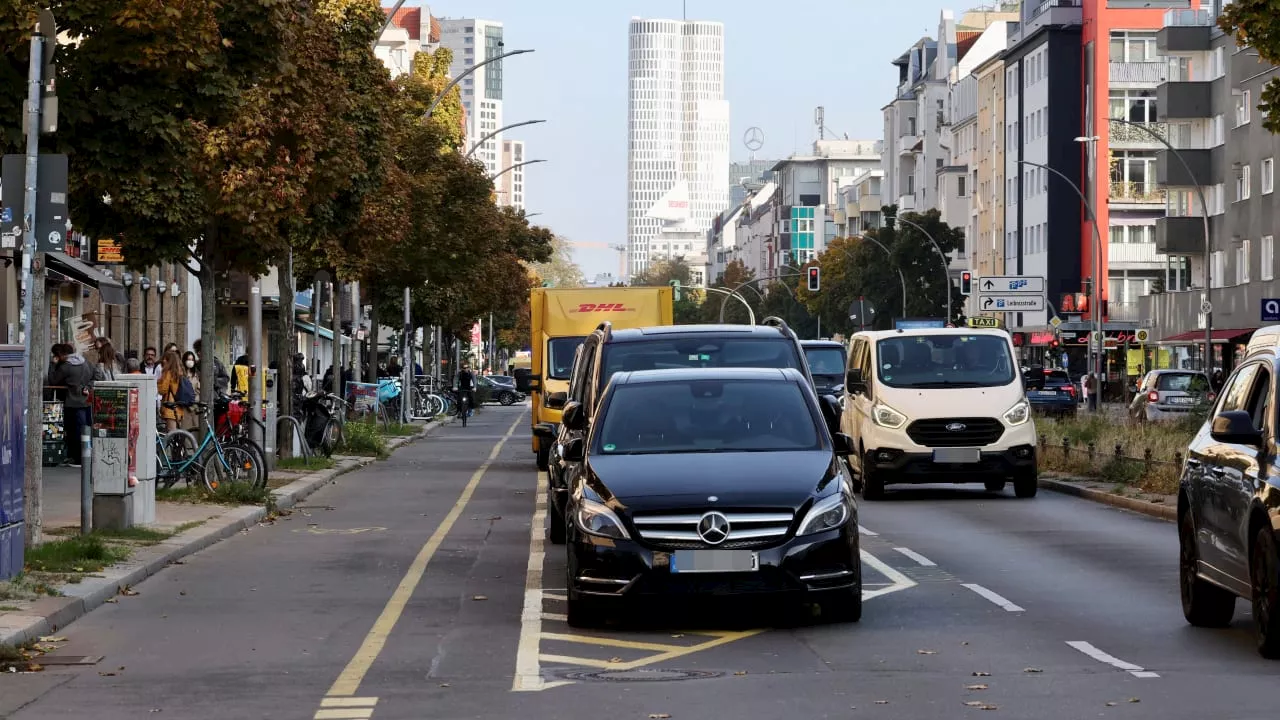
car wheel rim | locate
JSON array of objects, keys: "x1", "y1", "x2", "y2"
[
  {"x1": 1254, "y1": 539, "x2": 1277, "y2": 637},
  {"x1": 1179, "y1": 519, "x2": 1197, "y2": 607}
]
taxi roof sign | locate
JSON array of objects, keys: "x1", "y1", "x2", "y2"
[{"x1": 967, "y1": 316, "x2": 1000, "y2": 328}]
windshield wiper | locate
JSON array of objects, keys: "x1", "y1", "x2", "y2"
[{"x1": 903, "y1": 380, "x2": 987, "y2": 388}]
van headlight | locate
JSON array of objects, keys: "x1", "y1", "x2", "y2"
[
  {"x1": 576, "y1": 497, "x2": 631, "y2": 539},
  {"x1": 1003, "y1": 400, "x2": 1030, "y2": 426},
  {"x1": 872, "y1": 403, "x2": 907, "y2": 429},
  {"x1": 798, "y1": 493, "x2": 852, "y2": 535}
]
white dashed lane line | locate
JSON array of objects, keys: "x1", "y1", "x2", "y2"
[
  {"x1": 962, "y1": 583, "x2": 1025, "y2": 612},
  {"x1": 857, "y1": 526, "x2": 878, "y2": 536},
  {"x1": 892, "y1": 547, "x2": 936, "y2": 567},
  {"x1": 1066, "y1": 641, "x2": 1160, "y2": 678}
]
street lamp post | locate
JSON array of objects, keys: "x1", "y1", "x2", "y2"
[
  {"x1": 854, "y1": 235, "x2": 909, "y2": 318},
  {"x1": 465, "y1": 119, "x2": 546, "y2": 158},
  {"x1": 139, "y1": 276, "x2": 151, "y2": 351},
  {"x1": 121, "y1": 272, "x2": 134, "y2": 353},
  {"x1": 156, "y1": 279, "x2": 168, "y2": 346},
  {"x1": 1106, "y1": 116, "x2": 1214, "y2": 372},
  {"x1": 424, "y1": 48, "x2": 534, "y2": 120},
  {"x1": 890, "y1": 214, "x2": 951, "y2": 323},
  {"x1": 1016, "y1": 156, "x2": 1104, "y2": 412},
  {"x1": 489, "y1": 159, "x2": 546, "y2": 182}
]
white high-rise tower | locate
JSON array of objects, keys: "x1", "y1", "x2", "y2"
[
  {"x1": 438, "y1": 18, "x2": 505, "y2": 180},
  {"x1": 627, "y1": 17, "x2": 729, "y2": 278}
]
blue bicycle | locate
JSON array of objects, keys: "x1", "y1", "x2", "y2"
[{"x1": 157, "y1": 402, "x2": 264, "y2": 492}]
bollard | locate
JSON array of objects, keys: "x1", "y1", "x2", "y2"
[
  {"x1": 1174, "y1": 450, "x2": 1183, "y2": 467},
  {"x1": 1039, "y1": 433, "x2": 1046, "y2": 452},
  {"x1": 1114, "y1": 443, "x2": 1123, "y2": 460},
  {"x1": 1062, "y1": 436, "x2": 1070, "y2": 458},
  {"x1": 81, "y1": 428, "x2": 92, "y2": 536},
  {"x1": 1144, "y1": 447, "x2": 1153, "y2": 473},
  {"x1": 1087, "y1": 442, "x2": 1096, "y2": 461}
]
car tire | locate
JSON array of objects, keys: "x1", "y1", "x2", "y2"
[
  {"x1": 499, "y1": 391, "x2": 516, "y2": 406},
  {"x1": 1178, "y1": 510, "x2": 1235, "y2": 628},
  {"x1": 548, "y1": 493, "x2": 566, "y2": 545},
  {"x1": 1251, "y1": 526, "x2": 1280, "y2": 658},
  {"x1": 1013, "y1": 471, "x2": 1038, "y2": 498},
  {"x1": 566, "y1": 593, "x2": 604, "y2": 628},
  {"x1": 984, "y1": 480, "x2": 1006, "y2": 493},
  {"x1": 536, "y1": 444, "x2": 550, "y2": 471},
  {"x1": 861, "y1": 455, "x2": 886, "y2": 501}
]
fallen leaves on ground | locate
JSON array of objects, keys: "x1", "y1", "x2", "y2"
[
  {"x1": 1128, "y1": 698, "x2": 1140, "y2": 703},
  {"x1": 99, "y1": 666, "x2": 125, "y2": 677},
  {"x1": 608, "y1": 657, "x2": 623, "y2": 663},
  {"x1": 733, "y1": 671, "x2": 747, "y2": 676},
  {"x1": 472, "y1": 595, "x2": 488, "y2": 601},
  {"x1": 874, "y1": 701, "x2": 889, "y2": 705},
  {"x1": 120, "y1": 586, "x2": 139, "y2": 596},
  {"x1": 648, "y1": 714, "x2": 671, "y2": 719},
  {"x1": 917, "y1": 649, "x2": 938, "y2": 655},
  {"x1": 965, "y1": 684, "x2": 989, "y2": 690},
  {"x1": 103, "y1": 598, "x2": 118, "y2": 604},
  {"x1": 1022, "y1": 667, "x2": 1043, "y2": 673},
  {"x1": 38, "y1": 636, "x2": 67, "y2": 643},
  {"x1": 963, "y1": 701, "x2": 999, "y2": 710},
  {"x1": 1106, "y1": 702, "x2": 1117, "y2": 707},
  {"x1": 972, "y1": 671, "x2": 991, "y2": 677}
]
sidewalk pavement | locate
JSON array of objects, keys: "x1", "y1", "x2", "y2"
[{"x1": 0, "y1": 418, "x2": 448, "y2": 648}]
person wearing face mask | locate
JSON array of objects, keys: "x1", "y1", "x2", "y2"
[{"x1": 180, "y1": 351, "x2": 202, "y2": 430}]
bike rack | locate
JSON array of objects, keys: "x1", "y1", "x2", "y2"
[
  {"x1": 407, "y1": 384, "x2": 439, "y2": 421},
  {"x1": 277, "y1": 415, "x2": 314, "y2": 461}
]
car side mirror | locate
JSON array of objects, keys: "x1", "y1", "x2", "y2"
[
  {"x1": 1210, "y1": 409, "x2": 1264, "y2": 446},
  {"x1": 832, "y1": 432, "x2": 855, "y2": 456},
  {"x1": 845, "y1": 368, "x2": 865, "y2": 394},
  {"x1": 562, "y1": 401, "x2": 586, "y2": 430},
  {"x1": 545, "y1": 391, "x2": 567, "y2": 410},
  {"x1": 563, "y1": 438, "x2": 585, "y2": 462},
  {"x1": 820, "y1": 394, "x2": 841, "y2": 424}
]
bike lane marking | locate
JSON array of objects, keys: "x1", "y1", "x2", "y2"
[{"x1": 311, "y1": 412, "x2": 525, "y2": 719}]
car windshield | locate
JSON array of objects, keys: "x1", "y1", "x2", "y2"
[
  {"x1": 594, "y1": 379, "x2": 821, "y2": 455},
  {"x1": 875, "y1": 334, "x2": 1015, "y2": 389},
  {"x1": 547, "y1": 336, "x2": 586, "y2": 380},
  {"x1": 1157, "y1": 373, "x2": 1209, "y2": 392},
  {"x1": 597, "y1": 337, "x2": 803, "y2": 395},
  {"x1": 805, "y1": 347, "x2": 845, "y2": 376}
]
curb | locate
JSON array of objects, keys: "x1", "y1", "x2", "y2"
[
  {"x1": 0, "y1": 418, "x2": 445, "y2": 648},
  {"x1": 1039, "y1": 477, "x2": 1176, "y2": 522}
]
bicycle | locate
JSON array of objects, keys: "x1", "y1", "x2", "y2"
[
  {"x1": 216, "y1": 393, "x2": 269, "y2": 489},
  {"x1": 454, "y1": 389, "x2": 472, "y2": 427},
  {"x1": 158, "y1": 402, "x2": 265, "y2": 492}
]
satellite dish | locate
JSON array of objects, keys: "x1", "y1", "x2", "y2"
[{"x1": 743, "y1": 127, "x2": 764, "y2": 152}]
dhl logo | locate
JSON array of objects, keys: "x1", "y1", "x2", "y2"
[{"x1": 572, "y1": 303, "x2": 634, "y2": 312}]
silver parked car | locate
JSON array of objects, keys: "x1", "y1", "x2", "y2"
[{"x1": 1128, "y1": 369, "x2": 1213, "y2": 423}]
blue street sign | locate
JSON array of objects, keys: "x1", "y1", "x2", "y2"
[
  {"x1": 894, "y1": 318, "x2": 946, "y2": 330},
  {"x1": 1263, "y1": 298, "x2": 1280, "y2": 323}
]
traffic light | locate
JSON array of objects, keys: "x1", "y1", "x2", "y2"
[
  {"x1": 959, "y1": 271, "x2": 972, "y2": 296},
  {"x1": 807, "y1": 266, "x2": 820, "y2": 292}
]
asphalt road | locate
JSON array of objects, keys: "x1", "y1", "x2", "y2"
[{"x1": 2, "y1": 404, "x2": 1276, "y2": 719}]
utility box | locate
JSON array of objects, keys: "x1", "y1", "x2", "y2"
[
  {"x1": 0, "y1": 345, "x2": 24, "y2": 580},
  {"x1": 91, "y1": 376, "x2": 157, "y2": 529}
]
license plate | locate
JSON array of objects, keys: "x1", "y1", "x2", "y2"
[
  {"x1": 670, "y1": 550, "x2": 758, "y2": 574},
  {"x1": 1033, "y1": 390, "x2": 1057, "y2": 397},
  {"x1": 1170, "y1": 396, "x2": 1194, "y2": 404},
  {"x1": 933, "y1": 447, "x2": 981, "y2": 463}
]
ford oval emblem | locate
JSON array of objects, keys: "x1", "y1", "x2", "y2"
[{"x1": 946, "y1": 423, "x2": 967, "y2": 432}]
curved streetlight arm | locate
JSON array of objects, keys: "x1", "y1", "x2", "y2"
[
  {"x1": 374, "y1": 0, "x2": 408, "y2": 50},
  {"x1": 891, "y1": 216, "x2": 952, "y2": 322},
  {"x1": 489, "y1": 159, "x2": 545, "y2": 182},
  {"x1": 1107, "y1": 117, "x2": 1213, "y2": 369},
  {"x1": 424, "y1": 48, "x2": 534, "y2": 119},
  {"x1": 701, "y1": 287, "x2": 756, "y2": 325},
  {"x1": 465, "y1": 119, "x2": 546, "y2": 158},
  {"x1": 855, "y1": 235, "x2": 909, "y2": 317},
  {"x1": 719, "y1": 272, "x2": 803, "y2": 323}
]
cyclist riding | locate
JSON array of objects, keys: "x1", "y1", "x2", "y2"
[{"x1": 457, "y1": 363, "x2": 476, "y2": 422}]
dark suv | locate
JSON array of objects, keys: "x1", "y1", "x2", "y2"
[
  {"x1": 1178, "y1": 325, "x2": 1280, "y2": 657},
  {"x1": 544, "y1": 318, "x2": 838, "y2": 544},
  {"x1": 800, "y1": 340, "x2": 847, "y2": 398}
]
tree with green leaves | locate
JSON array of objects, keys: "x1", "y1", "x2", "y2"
[
  {"x1": 700, "y1": 259, "x2": 759, "y2": 324},
  {"x1": 1220, "y1": 1, "x2": 1280, "y2": 132},
  {"x1": 631, "y1": 256, "x2": 702, "y2": 323},
  {"x1": 530, "y1": 234, "x2": 586, "y2": 289}
]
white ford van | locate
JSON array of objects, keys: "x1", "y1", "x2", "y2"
[{"x1": 840, "y1": 327, "x2": 1037, "y2": 500}]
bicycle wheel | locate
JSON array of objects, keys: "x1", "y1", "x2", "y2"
[
  {"x1": 319, "y1": 418, "x2": 341, "y2": 457},
  {"x1": 203, "y1": 445, "x2": 259, "y2": 492},
  {"x1": 230, "y1": 438, "x2": 269, "y2": 490},
  {"x1": 158, "y1": 430, "x2": 199, "y2": 489}
]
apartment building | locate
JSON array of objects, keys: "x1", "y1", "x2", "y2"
[
  {"x1": 1142, "y1": 2, "x2": 1278, "y2": 371},
  {"x1": 834, "y1": 170, "x2": 885, "y2": 238},
  {"x1": 770, "y1": 139, "x2": 881, "y2": 266},
  {"x1": 438, "y1": 18, "x2": 506, "y2": 179},
  {"x1": 972, "y1": 51, "x2": 1008, "y2": 319},
  {"x1": 375, "y1": 4, "x2": 440, "y2": 78}
]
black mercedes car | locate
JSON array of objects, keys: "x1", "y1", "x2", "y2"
[
  {"x1": 800, "y1": 339, "x2": 847, "y2": 398},
  {"x1": 559, "y1": 366, "x2": 861, "y2": 627}
]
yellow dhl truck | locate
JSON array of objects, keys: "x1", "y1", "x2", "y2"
[{"x1": 528, "y1": 286, "x2": 674, "y2": 469}]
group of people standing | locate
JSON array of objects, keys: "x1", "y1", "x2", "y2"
[{"x1": 45, "y1": 337, "x2": 231, "y2": 467}]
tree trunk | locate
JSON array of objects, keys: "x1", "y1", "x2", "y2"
[
  {"x1": 367, "y1": 301, "x2": 379, "y2": 387},
  {"x1": 330, "y1": 280, "x2": 341, "y2": 399},
  {"x1": 276, "y1": 251, "x2": 295, "y2": 458},
  {"x1": 199, "y1": 249, "x2": 217, "y2": 406}
]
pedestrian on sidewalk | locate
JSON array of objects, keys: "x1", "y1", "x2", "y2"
[
  {"x1": 157, "y1": 350, "x2": 186, "y2": 432},
  {"x1": 142, "y1": 346, "x2": 160, "y2": 376},
  {"x1": 1084, "y1": 371, "x2": 1098, "y2": 411},
  {"x1": 124, "y1": 357, "x2": 143, "y2": 374},
  {"x1": 47, "y1": 342, "x2": 96, "y2": 467},
  {"x1": 93, "y1": 337, "x2": 122, "y2": 381},
  {"x1": 180, "y1": 351, "x2": 201, "y2": 430}
]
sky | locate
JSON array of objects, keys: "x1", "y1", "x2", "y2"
[{"x1": 418, "y1": 0, "x2": 971, "y2": 277}]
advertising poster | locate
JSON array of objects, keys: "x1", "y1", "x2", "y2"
[{"x1": 349, "y1": 382, "x2": 378, "y2": 413}]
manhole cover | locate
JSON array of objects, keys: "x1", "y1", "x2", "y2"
[{"x1": 560, "y1": 668, "x2": 722, "y2": 682}]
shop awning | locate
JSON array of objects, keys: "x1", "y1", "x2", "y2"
[
  {"x1": 1160, "y1": 328, "x2": 1256, "y2": 344},
  {"x1": 45, "y1": 252, "x2": 130, "y2": 305}
]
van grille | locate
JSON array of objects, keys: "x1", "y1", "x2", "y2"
[
  {"x1": 906, "y1": 417, "x2": 1004, "y2": 447},
  {"x1": 631, "y1": 510, "x2": 794, "y2": 550}
]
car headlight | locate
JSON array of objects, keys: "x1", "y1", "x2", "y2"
[
  {"x1": 872, "y1": 402, "x2": 907, "y2": 429},
  {"x1": 1003, "y1": 400, "x2": 1030, "y2": 426},
  {"x1": 575, "y1": 497, "x2": 631, "y2": 539},
  {"x1": 797, "y1": 493, "x2": 852, "y2": 536}
]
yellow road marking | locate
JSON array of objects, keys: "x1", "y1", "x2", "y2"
[
  {"x1": 314, "y1": 709, "x2": 373, "y2": 720},
  {"x1": 542, "y1": 612, "x2": 568, "y2": 622},
  {"x1": 537, "y1": 654, "x2": 623, "y2": 669},
  {"x1": 540, "y1": 632, "x2": 692, "y2": 653},
  {"x1": 320, "y1": 698, "x2": 379, "y2": 708},
  {"x1": 325, "y1": 413, "x2": 525, "y2": 697},
  {"x1": 539, "y1": 629, "x2": 766, "y2": 672}
]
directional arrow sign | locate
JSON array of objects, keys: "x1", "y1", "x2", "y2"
[
  {"x1": 980, "y1": 295, "x2": 1045, "y2": 312},
  {"x1": 978, "y1": 275, "x2": 1044, "y2": 294}
]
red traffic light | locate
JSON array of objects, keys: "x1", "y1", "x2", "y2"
[
  {"x1": 959, "y1": 271, "x2": 973, "y2": 296},
  {"x1": 807, "y1": 266, "x2": 820, "y2": 292}
]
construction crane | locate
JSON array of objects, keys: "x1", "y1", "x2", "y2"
[{"x1": 566, "y1": 241, "x2": 627, "y2": 283}]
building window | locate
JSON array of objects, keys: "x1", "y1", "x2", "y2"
[
  {"x1": 1109, "y1": 90, "x2": 1157, "y2": 124},
  {"x1": 1263, "y1": 236, "x2": 1275, "y2": 281},
  {"x1": 1109, "y1": 31, "x2": 1158, "y2": 63},
  {"x1": 1238, "y1": 240, "x2": 1251, "y2": 284},
  {"x1": 957, "y1": 175, "x2": 967, "y2": 197},
  {"x1": 1237, "y1": 164, "x2": 1251, "y2": 201},
  {"x1": 1110, "y1": 150, "x2": 1157, "y2": 194},
  {"x1": 1236, "y1": 90, "x2": 1251, "y2": 127},
  {"x1": 1264, "y1": 158, "x2": 1274, "y2": 194}
]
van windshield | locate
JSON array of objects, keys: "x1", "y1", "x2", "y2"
[
  {"x1": 804, "y1": 347, "x2": 846, "y2": 376},
  {"x1": 547, "y1": 336, "x2": 586, "y2": 380},
  {"x1": 875, "y1": 334, "x2": 1015, "y2": 389},
  {"x1": 597, "y1": 337, "x2": 803, "y2": 396}
]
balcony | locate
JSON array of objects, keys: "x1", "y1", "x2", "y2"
[
  {"x1": 897, "y1": 131, "x2": 922, "y2": 157},
  {"x1": 1158, "y1": 9, "x2": 1213, "y2": 53},
  {"x1": 1108, "y1": 119, "x2": 1170, "y2": 148},
  {"x1": 1107, "y1": 302, "x2": 1142, "y2": 322},
  {"x1": 1109, "y1": 242, "x2": 1167, "y2": 266},
  {"x1": 1156, "y1": 216, "x2": 1207, "y2": 255},
  {"x1": 1155, "y1": 147, "x2": 1218, "y2": 186},
  {"x1": 896, "y1": 195, "x2": 916, "y2": 212},
  {"x1": 1109, "y1": 62, "x2": 1167, "y2": 87},
  {"x1": 1158, "y1": 81, "x2": 1213, "y2": 120},
  {"x1": 1109, "y1": 181, "x2": 1168, "y2": 206}
]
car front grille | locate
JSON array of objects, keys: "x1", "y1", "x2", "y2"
[
  {"x1": 631, "y1": 509, "x2": 794, "y2": 550},
  {"x1": 906, "y1": 417, "x2": 1004, "y2": 448}
]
